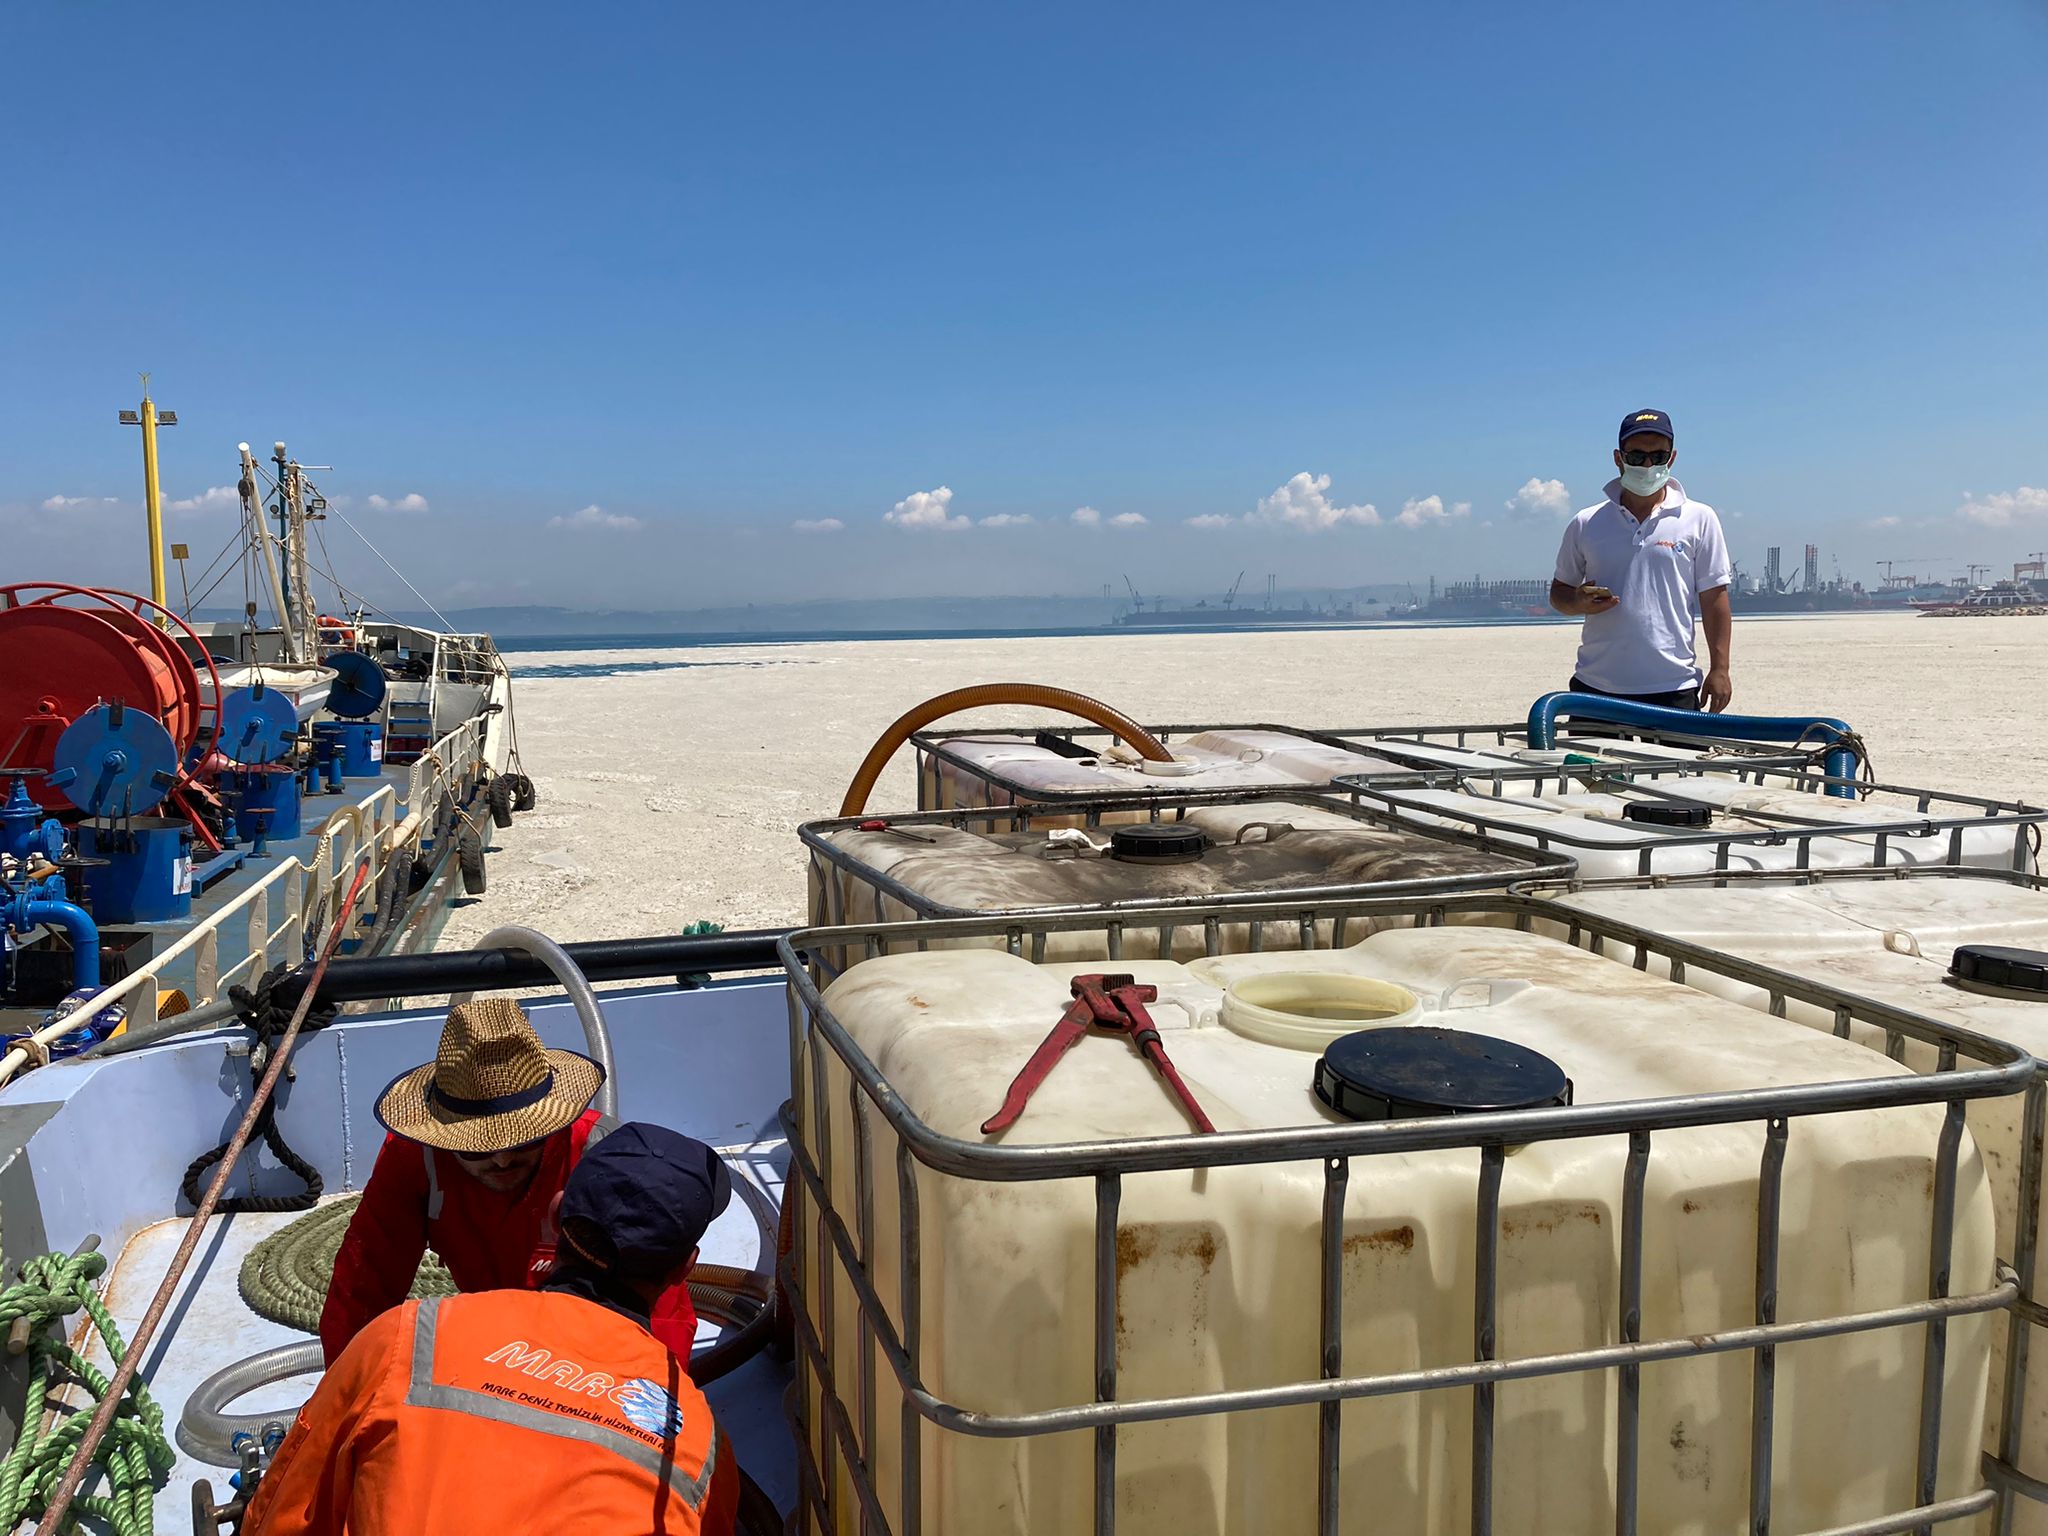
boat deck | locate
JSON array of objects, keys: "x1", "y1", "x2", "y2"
[
  {"x1": 66, "y1": 1140, "x2": 795, "y2": 1520},
  {"x1": 4, "y1": 761, "x2": 466, "y2": 1039}
]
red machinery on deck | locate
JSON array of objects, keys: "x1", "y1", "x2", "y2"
[{"x1": 0, "y1": 583, "x2": 225, "y2": 842}]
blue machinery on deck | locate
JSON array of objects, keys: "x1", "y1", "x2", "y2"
[{"x1": 1525, "y1": 691, "x2": 1862, "y2": 798}]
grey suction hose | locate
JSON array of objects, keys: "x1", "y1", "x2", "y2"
[
  {"x1": 450, "y1": 923, "x2": 618, "y2": 1118},
  {"x1": 83, "y1": 995, "x2": 247, "y2": 1058}
]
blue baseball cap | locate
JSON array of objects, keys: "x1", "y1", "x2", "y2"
[
  {"x1": 558, "y1": 1122, "x2": 733, "y2": 1279},
  {"x1": 1619, "y1": 408, "x2": 1674, "y2": 446}
]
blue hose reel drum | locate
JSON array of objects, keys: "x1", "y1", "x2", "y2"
[
  {"x1": 49, "y1": 702, "x2": 180, "y2": 818},
  {"x1": 218, "y1": 684, "x2": 301, "y2": 768},
  {"x1": 325, "y1": 650, "x2": 387, "y2": 720}
]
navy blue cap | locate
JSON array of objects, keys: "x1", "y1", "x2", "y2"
[
  {"x1": 558, "y1": 1122, "x2": 733, "y2": 1279},
  {"x1": 1619, "y1": 408, "x2": 1673, "y2": 446}
]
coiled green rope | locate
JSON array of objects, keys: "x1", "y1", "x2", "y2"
[
  {"x1": 0, "y1": 1248, "x2": 174, "y2": 1535},
  {"x1": 237, "y1": 1198, "x2": 453, "y2": 1334}
]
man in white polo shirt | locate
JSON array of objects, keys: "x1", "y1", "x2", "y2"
[{"x1": 1548, "y1": 408, "x2": 1733, "y2": 712}]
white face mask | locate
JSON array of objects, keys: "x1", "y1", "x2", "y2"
[{"x1": 1619, "y1": 461, "x2": 1672, "y2": 498}]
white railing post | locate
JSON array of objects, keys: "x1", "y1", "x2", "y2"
[
  {"x1": 282, "y1": 865, "x2": 305, "y2": 961},
  {"x1": 196, "y1": 929, "x2": 220, "y2": 1006},
  {"x1": 249, "y1": 888, "x2": 269, "y2": 976}
]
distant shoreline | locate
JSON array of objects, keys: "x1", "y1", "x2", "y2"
[{"x1": 499, "y1": 606, "x2": 1908, "y2": 655}]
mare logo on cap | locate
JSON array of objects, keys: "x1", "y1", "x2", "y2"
[
  {"x1": 1634, "y1": 413, "x2": 1660, "y2": 421},
  {"x1": 618, "y1": 1378, "x2": 684, "y2": 1437}
]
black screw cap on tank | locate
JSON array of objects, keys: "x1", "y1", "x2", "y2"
[
  {"x1": 1950, "y1": 944, "x2": 2048, "y2": 995},
  {"x1": 1314, "y1": 1025, "x2": 1573, "y2": 1121},
  {"x1": 1108, "y1": 823, "x2": 1209, "y2": 864},
  {"x1": 1621, "y1": 799, "x2": 1714, "y2": 828}
]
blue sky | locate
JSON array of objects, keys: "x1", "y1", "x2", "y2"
[{"x1": 4, "y1": 3, "x2": 2045, "y2": 612}]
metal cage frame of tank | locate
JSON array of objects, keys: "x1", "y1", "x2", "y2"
[
  {"x1": 798, "y1": 790, "x2": 1578, "y2": 983},
  {"x1": 1514, "y1": 863, "x2": 2048, "y2": 1515},
  {"x1": 778, "y1": 891, "x2": 2042, "y2": 1536},
  {"x1": 909, "y1": 719, "x2": 1822, "y2": 809},
  {"x1": 1329, "y1": 772, "x2": 2048, "y2": 880}
]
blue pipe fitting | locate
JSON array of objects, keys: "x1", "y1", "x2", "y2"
[
  {"x1": 6, "y1": 895, "x2": 102, "y2": 991},
  {"x1": 1, "y1": 775, "x2": 66, "y2": 866},
  {"x1": 1526, "y1": 692, "x2": 1862, "y2": 799}
]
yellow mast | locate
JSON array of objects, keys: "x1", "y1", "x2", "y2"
[{"x1": 122, "y1": 373, "x2": 176, "y2": 624}]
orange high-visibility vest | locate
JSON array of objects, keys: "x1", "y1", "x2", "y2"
[{"x1": 247, "y1": 1289, "x2": 736, "y2": 1536}]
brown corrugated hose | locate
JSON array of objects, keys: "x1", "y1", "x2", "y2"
[{"x1": 836, "y1": 683, "x2": 1173, "y2": 817}]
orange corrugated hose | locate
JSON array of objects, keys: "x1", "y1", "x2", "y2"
[{"x1": 835, "y1": 683, "x2": 1174, "y2": 817}]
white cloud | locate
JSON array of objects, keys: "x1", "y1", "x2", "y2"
[
  {"x1": 1867, "y1": 515, "x2": 1903, "y2": 530},
  {"x1": 1071, "y1": 505, "x2": 1146, "y2": 530},
  {"x1": 367, "y1": 492, "x2": 430, "y2": 514},
  {"x1": 792, "y1": 517, "x2": 845, "y2": 533},
  {"x1": 40, "y1": 494, "x2": 117, "y2": 511},
  {"x1": 1504, "y1": 477, "x2": 1572, "y2": 519},
  {"x1": 547, "y1": 503, "x2": 643, "y2": 533},
  {"x1": 1251, "y1": 473, "x2": 1380, "y2": 531},
  {"x1": 167, "y1": 485, "x2": 241, "y2": 514},
  {"x1": 978, "y1": 513, "x2": 1035, "y2": 527},
  {"x1": 1395, "y1": 494, "x2": 1471, "y2": 529},
  {"x1": 885, "y1": 485, "x2": 969, "y2": 531},
  {"x1": 1957, "y1": 487, "x2": 2048, "y2": 527},
  {"x1": 1185, "y1": 513, "x2": 1235, "y2": 529}
]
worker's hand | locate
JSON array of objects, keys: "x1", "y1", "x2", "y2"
[
  {"x1": 1577, "y1": 582, "x2": 1620, "y2": 615},
  {"x1": 1703, "y1": 667, "x2": 1732, "y2": 713}
]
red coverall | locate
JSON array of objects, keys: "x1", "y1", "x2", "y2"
[
  {"x1": 248, "y1": 1289, "x2": 738, "y2": 1536},
  {"x1": 320, "y1": 1109, "x2": 699, "y2": 1365}
]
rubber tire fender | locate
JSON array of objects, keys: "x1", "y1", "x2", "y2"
[
  {"x1": 510, "y1": 772, "x2": 537, "y2": 812},
  {"x1": 487, "y1": 776, "x2": 515, "y2": 829},
  {"x1": 458, "y1": 826, "x2": 487, "y2": 895}
]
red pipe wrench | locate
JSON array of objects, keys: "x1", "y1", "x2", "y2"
[{"x1": 981, "y1": 972, "x2": 1216, "y2": 1136}]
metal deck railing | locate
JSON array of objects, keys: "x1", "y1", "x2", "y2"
[
  {"x1": 0, "y1": 713, "x2": 496, "y2": 1087},
  {"x1": 778, "y1": 891, "x2": 2043, "y2": 1535}
]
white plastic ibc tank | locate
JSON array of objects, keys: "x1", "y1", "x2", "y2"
[
  {"x1": 917, "y1": 729, "x2": 1413, "y2": 817},
  {"x1": 794, "y1": 925, "x2": 1996, "y2": 1536},
  {"x1": 803, "y1": 798, "x2": 1551, "y2": 973},
  {"x1": 1543, "y1": 873, "x2": 2048, "y2": 1529},
  {"x1": 1362, "y1": 776, "x2": 2036, "y2": 878},
  {"x1": 918, "y1": 727, "x2": 1804, "y2": 817}
]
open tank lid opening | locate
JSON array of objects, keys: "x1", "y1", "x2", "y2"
[{"x1": 1313, "y1": 1025, "x2": 1574, "y2": 1122}]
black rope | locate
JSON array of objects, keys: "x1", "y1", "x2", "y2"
[{"x1": 177, "y1": 967, "x2": 338, "y2": 1215}]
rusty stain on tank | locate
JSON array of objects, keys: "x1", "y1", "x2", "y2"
[{"x1": 1344, "y1": 1223, "x2": 1416, "y2": 1255}]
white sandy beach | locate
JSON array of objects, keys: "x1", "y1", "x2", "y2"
[{"x1": 442, "y1": 612, "x2": 2048, "y2": 947}]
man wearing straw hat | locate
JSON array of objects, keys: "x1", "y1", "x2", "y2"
[
  {"x1": 248, "y1": 1122, "x2": 741, "y2": 1535},
  {"x1": 318, "y1": 997, "x2": 698, "y2": 1365}
]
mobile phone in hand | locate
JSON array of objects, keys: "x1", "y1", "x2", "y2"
[{"x1": 1580, "y1": 583, "x2": 1613, "y2": 602}]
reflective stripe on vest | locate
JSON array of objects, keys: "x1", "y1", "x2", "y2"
[{"x1": 403, "y1": 1296, "x2": 717, "y2": 1511}]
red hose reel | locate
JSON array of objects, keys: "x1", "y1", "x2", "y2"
[{"x1": 0, "y1": 583, "x2": 224, "y2": 818}]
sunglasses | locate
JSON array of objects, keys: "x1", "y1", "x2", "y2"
[
  {"x1": 1620, "y1": 446, "x2": 1673, "y2": 467},
  {"x1": 453, "y1": 1136, "x2": 548, "y2": 1164}
]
